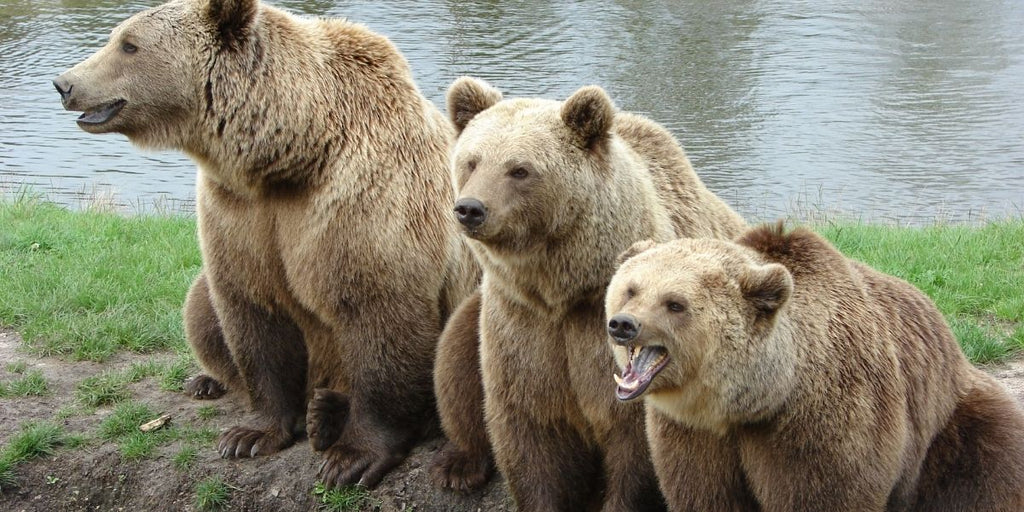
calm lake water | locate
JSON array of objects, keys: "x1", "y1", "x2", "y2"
[{"x1": 2, "y1": 0, "x2": 1022, "y2": 222}]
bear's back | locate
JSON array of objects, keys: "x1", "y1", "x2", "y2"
[
  {"x1": 742, "y1": 225, "x2": 969, "y2": 450},
  {"x1": 612, "y1": 112, "x2": 746, "y2": 240}
]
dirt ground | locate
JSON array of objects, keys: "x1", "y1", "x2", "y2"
[
  {"x1": 0, "y1": 329, "x2": 513, "y2": 512},
  {"x1": 1, "y1": 327, "x2": 1023, "y2": 512}
]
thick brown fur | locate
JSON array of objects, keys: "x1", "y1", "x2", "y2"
[
  {"x1": 56, "y1": 0, "x2": 478, "y2": 488},
  {"x1": 606, "y1": 224, "x2": 1024, "y2": 511},
  {"x1": 432, "y1": 76, "x2": 746, "y2": 508}
]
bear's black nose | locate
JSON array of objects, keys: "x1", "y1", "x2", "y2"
[
  {"x1": 608, "y1": 313, "x2": 640, "y2": 343},
  {"x1": 454, "y1": 198, "x2": 487, "y2": 229},
  {"x1": 53, "y1": 79, "x2": 73, "y2": 104}
]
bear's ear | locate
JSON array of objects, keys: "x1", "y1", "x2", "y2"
[
  {"x1": 739, "y1": 263, "x2": 793, "y2": 318},
  {"x1": 561, "y1": 85, "x2": 615, "y2": 151},
  {"x1": 616, "y1": 239, "x2": 659, "y2": 267},
  {"x1": 208, "y1": 0, "x2": 258, "y2": 47},
  {"x1": 447, "y1": 77, "x2": 503, "y2": 135}
]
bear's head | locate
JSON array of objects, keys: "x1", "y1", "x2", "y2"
[
  {"x1": 604, "y1": 237, "x2": 798, "y2": 432},
  {"x1": 445, "y1": 76, "x2": 619, "y2": 251},
  {"x1": 53, "y1": 0, "x2": 258, "y2": 149}
]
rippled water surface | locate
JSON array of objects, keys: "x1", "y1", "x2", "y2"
[{"x1": 2, "y1": 0, "x2": 1022, "y2": 221}]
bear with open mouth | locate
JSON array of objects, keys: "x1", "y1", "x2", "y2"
[{"x1": 606, "y1": 224, "x2": 1024, "y2": 511}]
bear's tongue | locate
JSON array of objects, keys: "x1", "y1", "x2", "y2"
[
  {"x1": 77, "y1": 99, "x2": 126, "y2": 125},
  {"x1": 614, "y1": 345, "x2": 669, "y2": 401}
]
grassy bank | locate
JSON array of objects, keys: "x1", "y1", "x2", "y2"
[
  {"x1": 1, "y1": 193, "x2": 1021, "y2": 364},
  {"x1": 0, "y1": 192, "x2": 199, "y2": 361},
  {"x1": 818, "y1": 222, "x2": 1023, "y2": 363}
]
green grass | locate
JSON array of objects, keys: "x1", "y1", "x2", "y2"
[
  {"x1": 173, "y1": 445, "x2": 198, "y2": 471},
  {"x1": 2, "y1": 421, "x2": 64, "y2": 464},
  {"x1": 73, "y1": 358, "x2": 195, "y2": 408},
  {"x1": 195, "y1": 476, "x2": 232, "y2": 511},
  {"x1": 0, "y1": 458, "x2": 14, "y2": 493},
  {"x1": 0, "y1": 421, "x2": 65, "y2": 493},
  {"x1": 125, "y1": 360, "x2": 163, "y2": 382},
  {"x1": 0, "y1": 192, "x2": 200, "y2": 362},
  {"x1": 0, "y1": 370, "x2": 50, "y2": 397},
  {"x1": 95, "y1": 401, "x2": 216, "y2": 461},
  {"x1": 313, "y1": 482, "x2": 377, "y2": 512},
  {"x1": 818, "y1": 220, "x2": 1024, "y2": 364},
  {"x1": 6, "y1": 361, "x2": 27, "y2": 374},
  {"x1": 98, "y1": 401, "x2": 174, "y2": 460},
  {"x1": 75, "y1": 371, "x2": 132, "y2": 407},
  {"x1": 170, "y1": 426, "x2": 219, "y2": 470},
  {"x1": 196, "y1": 405, "x2": 220, "y2": 421},
  {"x1": 160, "y1": 355, "x2": 196, "y2": 392},
  {"x1": 183, "y1": 426, "x2": 219, "y2": 445},
  {"x1": 98, "y1": 401, "x2": 158, "y2": 441},
  {"x1": 118, "y1": 430, "x2": 171, "y2": 461}
]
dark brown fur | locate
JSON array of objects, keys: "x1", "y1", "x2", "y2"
[
  {"x1": 606, "y1": 224, "x2": 1024, "y2": 511},
  {"x1": 430, "y1": 290, "x2": 494, "y2": 492}
]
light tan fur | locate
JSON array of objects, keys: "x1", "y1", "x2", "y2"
[
  {"x1": 605, "y1": 224, "x2": 1024, "y2": 511},
  {"x1": 55, "y1": 0, "x2": 478, "y2": 489},
  {"x1": 432, "y1": 76, "x2": 745, "y2": 508}
]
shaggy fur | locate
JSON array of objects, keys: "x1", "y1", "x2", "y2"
[
  {"x1": 55, "y1": 0, "x2": 478, "y2": 488},
  {"x1": 605, "y1": 224, "x2": 1024, "y2": 511},
  {"x1": 431, "y1": 76, "x2": 745, "y2": 509}
]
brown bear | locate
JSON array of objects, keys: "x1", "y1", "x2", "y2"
[
  {"x1": 605, "y1": 224, "x2": 1024, "y2": 511},
  {"x1": 54, "y1": 0, "x2": 478, "y2": 488},
  {"x1": 433, "y1": 76, "x2": 746, "y2": 509}
]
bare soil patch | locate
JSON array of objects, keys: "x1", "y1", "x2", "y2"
[
  {"x1": 1, "y1": 327, "x2": 1022, "y2": 512},
  {"x1": 0, "y1": 329, "x2": 512, "y2": 512}
]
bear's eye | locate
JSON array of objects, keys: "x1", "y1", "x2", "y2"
[
  {"x1": 666, "y1": 301, "x2": 686, "y2": 313},
  {"x1": 508, "y1": 166, "x2": 529, "y2": 179},
  {"x1": 626, "y1": 287, "x2": 636, "y2": 299},
  {"x1": 466, "y1": 160, "x2": 477, "y2": 173},
  {"x1": 121, "y1": 42, "x2": 138, "y2": 54}
]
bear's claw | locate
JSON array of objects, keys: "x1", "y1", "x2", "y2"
[
  {"x1": 185, "y1": 374, "x2": 227, "y2": 400},
  {"x1": 306, "y1": 388, "x2": 350, "y2": 452},
  {"x1": 430, "y1": 441, "x2": 494, "y2": 493},
  {"x1": 217, "y1": 425, "x2": 292, "y2": 458},
  {"x1": 319, "y1": 444, "x2": 405, "y2": 489}
]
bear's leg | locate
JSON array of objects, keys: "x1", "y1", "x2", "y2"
[
  {"x1": 429, "y1": 291, "x2": 495, "y2": 492},
  {"x1": 317, "y1": 299, "x2": 439, "y2": 489},
  {"x1": 650, "y1": 415, "x2": 758, "y2": 511},
  {"x1": 599, "y1": 419, "x2": 667, "y2": 512},
  {"x1": 183, "y1": 272, "x2": 238, "y2": 400},
  {"x1": 493, "y1": 415, "x2": 602, "y2": 511},
  {"x1": 910, "y1": 374, "x2": 1024, "y2": 511},
  {"x1": 210, "y1": 283, "x2": 308, "y2": 459}
]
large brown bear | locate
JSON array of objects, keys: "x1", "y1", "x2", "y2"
[
  {"x1": 605, "y1": 224, "x2": 1024, "y2": 511},
  {"x1": 54, "y1": 0, "x2": 478, "y2": 488},
  {"x1": 433, "y1": 76, "x2": 746, "y2": 509}
]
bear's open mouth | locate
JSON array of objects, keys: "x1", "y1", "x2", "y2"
[
  {"x1": 614, "y1": 345, "x2": 669, "y2": 401},
  {"x1": 76, "y1": 99, "x2": 126, "y2": 126}
]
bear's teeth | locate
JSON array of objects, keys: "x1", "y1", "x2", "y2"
[
  {"x1": 631, "y1": 345, "x2": 641, "y2": 359},
  {"x1": 613, "y1": 373, "x2": 624, "y2": 386}
]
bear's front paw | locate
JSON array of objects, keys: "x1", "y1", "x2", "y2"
[
  {"x1": 429, "y1": 440, "x2": 494, "y2": 492},
  {"x1": 318, "y1": 443, "x2": 405, "y2": 489},
  {"x1": 185, "y1": 374, "x2": 226, "y2": 399},
  {"x1": 306, "y1": 388, "x2": 350, "y2": 452},
  {"x1": 217, "y1": 424, "x2": 293, "y2": 458}
]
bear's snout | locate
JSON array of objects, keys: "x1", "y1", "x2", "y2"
[
  {"x1": 454, "y1": 198, "x2": 487, "y2": 230},
  {"x1": 608, "y1": 313, "x2": 641, "y2": 343},
  {"x1": 53, "y1": 78, "x2": 74, "y2": 108}
]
